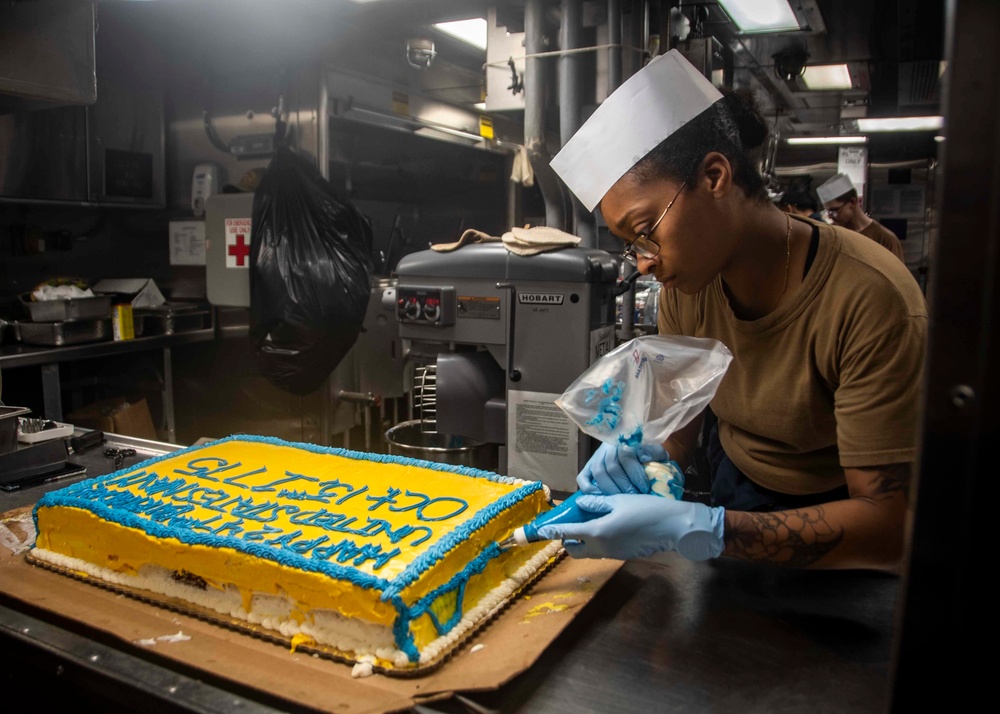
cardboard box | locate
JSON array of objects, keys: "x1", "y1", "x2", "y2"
[
  {"x1": 92, "y1": 278, "x2": 166, "y2": 308},
  {"x1": 66, "y1": 397, "x2": 158, "y2": 440}
]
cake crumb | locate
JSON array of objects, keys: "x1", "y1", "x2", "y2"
[
  {"x1": 351, "y1": 661, "x2": 374, "y2": 678},
  {"x1": 470, "y1": 644, "x2": 485, "y2": 654},
  {"x1": 156, "y1": 631, "x2": 191, "y2": 643}
]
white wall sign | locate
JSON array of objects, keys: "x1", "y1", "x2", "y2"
[
  {"x1": 169, "y1": 221, "x2": 206, "y2": 266},
  {"x1": 224, "y1": 217, "x2": 252, "y2": 269},
  {"x1": 838, "y1": 146, "x2": 868, "y2": 205}
]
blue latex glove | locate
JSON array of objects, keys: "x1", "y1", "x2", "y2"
[
  {"x1": 577, "y1": 442, "x2": 669, "y2": 495},
  {"x1": 535, "y1": 493, "x2": 725, "y2": 561}
]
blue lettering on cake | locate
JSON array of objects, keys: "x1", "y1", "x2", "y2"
[
  {"x1": 244, "y1": 523, "x2": 282, "y2": 542},
  {"x1": 366, "y1": 487, "x2": 401, "y2": 511},
  {"x1": 105, "y1": 469, "x2": 158, "y2": 490},
  {"x1": 228, "y1": 497, "x2": 300, "y2": 523},
  {"x1": 249, "y1": 470, "x2": 319, "y2": 493},
  {"x1": 335, "y1": 485, "x2": 369, "y2": 505},
  {"x1": 388, "y1": 491, "x2": 469, "y2": 522},
  {"x1": 222, "y1": 466, "x2": 268, "y2": 489},
  {"x1": 277, "y1": 488, "x2": 330, "y2": 503},
  {"x1": 170, "y1": 513, "x2": 222, "y2": 532},
  {"x1": 212, "y1": 518, "x2": 244, "y2": 537},
  {"x1": 173, "y1": 457, "x2": 245, "y2": 483},
  {"x1": 289, "y1": 534, "x2": 330, "y2": 555},
  {"x1": 142, "y1": 476, "x2": 199, "y2": 499},
  {"x1": 266, "y1": 529, "x2": 302, "y2": 548}
]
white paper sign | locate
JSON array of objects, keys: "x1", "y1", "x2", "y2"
[
  {"x1": 506, "y1": 389, "x2": 580, "y2": 492},
  {"x1": 224, "y1": 217, "x2": 252, "y2": 269},
  {"x1": 169, "y1": 221, "x2": 206, "y2": 266},
  {"x1": 838, "y1": 146, "x2": 868, "y2": 205}
]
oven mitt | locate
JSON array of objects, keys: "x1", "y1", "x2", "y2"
[
  {"x1": 430, "y1": 229, "x2": 501, "y2": 252},
  {"x1": 502, "y1": 226, "x2": 580, "y2": 256}
]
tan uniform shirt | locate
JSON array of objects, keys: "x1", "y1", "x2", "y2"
[
  {"x1": 658, "y1": 219, "x2": 927, "y2": 495},
  {"x1": 859, "y1": 219, "x2": 905, "y2": 263}
]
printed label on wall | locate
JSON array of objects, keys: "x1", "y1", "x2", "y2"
[
  {"x1": 224, "y1": 217, "x2": 252, "y2": 269},
  {"x1": 507, "y1": 390, "x2": 579, "y2": 492}
]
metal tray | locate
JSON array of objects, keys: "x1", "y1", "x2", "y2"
[
  {"x1": 19, "y1": 294, "x2": 112, "y2": 322},
  {"x1": 14, "y1": 319, "x2": 112, "y2": 346},
  {"x1": 133, "y1": 309, "x2": 209, "y2": 336}
]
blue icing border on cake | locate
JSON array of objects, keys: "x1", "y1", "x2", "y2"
[{"x1": 32, "y1": 433, "x2": 544, "y2": 663}]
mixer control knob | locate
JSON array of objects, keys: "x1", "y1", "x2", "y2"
[
  {"x1": 403, "y1": 298, "x2": 421, "y2": 320},
  {"x1": 423, "y1": 297, "x2": 440, "y2": 322}
]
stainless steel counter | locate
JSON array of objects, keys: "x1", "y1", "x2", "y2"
[
  {"x1": 0, "y1": 432, "x2": 899, "y2": 713},
  {"x1": 0, "y1": 327, "x2": 215, "y2": 442}
]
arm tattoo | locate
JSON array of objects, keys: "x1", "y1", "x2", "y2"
[
  {"x1": 863, "y1": 463, "x2": 910, "y2": 499},
  {"x1": 725, "y1": 506, "x2": 843, "y2": 567}
]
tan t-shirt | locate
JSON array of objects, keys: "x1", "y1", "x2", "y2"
[
  {"x1": 859, "y1": 219, "x2": 905, "y2": 263},
  {"x1": 658, "y1": 219, "x2": 927, "y2": 495}
]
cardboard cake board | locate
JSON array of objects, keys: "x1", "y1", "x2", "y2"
[{"x1": 0, "y1": 507, "x2": 622, "y2": 714}]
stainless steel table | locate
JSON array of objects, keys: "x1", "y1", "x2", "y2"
[
  {"x1": 0, "y1": 432, "x2": 899, "y2": 713},
  {"x1": 0, "y1": 327, "x2": 215, "y2": 442}
]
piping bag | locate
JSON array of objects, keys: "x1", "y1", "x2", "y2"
[{"x1": 498, "y1": 335, "x2": 732, "y2": 551}]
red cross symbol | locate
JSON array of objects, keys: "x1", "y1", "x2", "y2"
[{"x1": 228, "y1": 233, "x2": 250, "y2": 266}]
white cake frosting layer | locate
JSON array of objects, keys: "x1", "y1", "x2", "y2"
[{"x1": 31, "y1": 540, "x2": 562, "y2": 668}]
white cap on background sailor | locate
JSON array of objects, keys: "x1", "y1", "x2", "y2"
[
  {"x1": 550, "y1": 49, "x2": 724, "y2": 211},
  {"x1": 816, "y1": 173, "x2": 856, "y2": 205}
]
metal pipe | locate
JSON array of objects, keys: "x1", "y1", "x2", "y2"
[
  {"x1": 559, "y1": 0, "x2": 596, "y2": 244},
  {"x1": 525, "y1": 0, "x2": 566, "y2": 230},
  {"x1": 608, "y1": 0, "x2": 623, "y2": 91}
]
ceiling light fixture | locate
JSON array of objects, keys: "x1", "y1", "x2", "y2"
[
  {"x1": 801, "y1": 64, "x2": 853, "y2": 90},
  {"x1": 786, "y1": 136, "x2": 868, "y2": 145},
  {"x1": 717, "y1": 0, "x2": 801, "y2": 34},
  {"x1": 433, "y1": 18, "x2": 488, "y2": 50},
  {"x1": 856, "y1": 116, "x2": 944, "y2": 132}
]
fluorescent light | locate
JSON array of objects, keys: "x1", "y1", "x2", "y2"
[
  {"x1": 717, "y1": 0, "x2": 801, "y2": 33},
  {"x1": 433, "y1": 18, "x2": 488, "y2": 50},
  {"x1": 856, "y1": 116, "x2": 944, "y2": 132},
  {"x1": 801, "y1": 64, "x2": 853, "y2": 90},
  {"x1": 786, "y1": 136, "x2": 868, "y2": 145},
  {"x1": 473, "y1": 102, "x2": 486, "y2": 111},
  {"x1": 934, "y1": 135, "x2": 945, "y2": 143}
]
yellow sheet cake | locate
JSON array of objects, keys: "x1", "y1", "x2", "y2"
[{"x1": 30, "y1": 435, "x2": 558, "y2": 671}]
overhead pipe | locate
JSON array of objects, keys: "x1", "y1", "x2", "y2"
[
  {"x1": 525, "y1": 0, "x2": 567, "y2": 230},
  {"x1": 559, "y1": 0, "x2": 596, "y2": 245}
]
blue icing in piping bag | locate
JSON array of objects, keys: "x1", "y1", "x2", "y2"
[{"x1": 499, "y1": 335, "x2": 735, "y2": 553}]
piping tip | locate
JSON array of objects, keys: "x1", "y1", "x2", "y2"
[{"x1": 497, "y1": 536, "x2": 518, "y2": 550}]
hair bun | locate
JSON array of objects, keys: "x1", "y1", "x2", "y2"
[{"x1": 722, "y1": 89, "x2": 769, "y2": 151}]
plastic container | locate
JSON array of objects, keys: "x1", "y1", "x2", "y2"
[
  {"x1": 0, "y1": 406, "x2": 32, "y2": 455},
  {"x1": 18, "y1": 420, "x2": 74, "y2": 444},
  {"x1": 19, "y1": 293, "x2": 112, "y2": 322},
  {"x1": 384, "y1": 419, "x2": 497, "y2": 471}
]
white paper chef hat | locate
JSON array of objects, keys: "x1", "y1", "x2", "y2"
[
  {"x1": 816, "y1": 173, "x2": 856, "y2": 204},
  {"x1": 550, "y1": 49, "x2": 724, "y2": 211}
]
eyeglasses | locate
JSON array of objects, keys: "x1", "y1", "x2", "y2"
[
  {"x1": 619, "y1": 182, "x2": 686, "y2": 264},
  {"x1": 823, "y1": 201, "x2": 849, "y2": 218}
]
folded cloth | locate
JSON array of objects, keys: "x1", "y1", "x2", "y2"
[
  {"x1": 510, "y1": 145, "x2": 535, "y2": 187},
  {"x1": 502, "y1": 225, "x2": 581, "y2": 256},
  {"x1": 430, "y1": 229, "x2": 501, "y2": 252}
]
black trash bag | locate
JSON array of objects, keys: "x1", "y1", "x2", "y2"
[{"x1": 249, "y1": 147, "x2": 373, "y2": 395}]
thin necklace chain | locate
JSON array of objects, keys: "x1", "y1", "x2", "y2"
[{"x1": 769, "y1": 213, "x2": 792, "y2": 314}]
